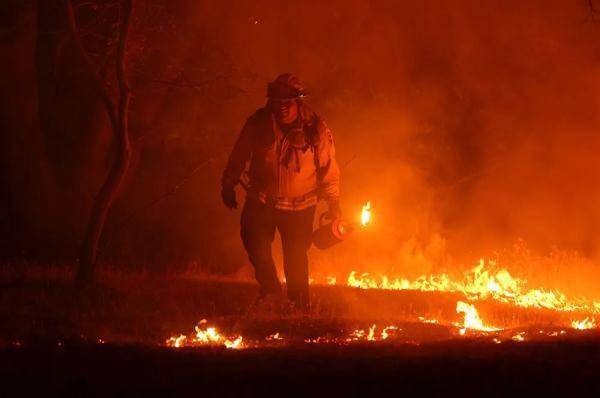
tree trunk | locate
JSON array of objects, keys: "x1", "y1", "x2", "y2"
[{"x1": 66, "y1": 0, "x2": 135, "y2": 284}]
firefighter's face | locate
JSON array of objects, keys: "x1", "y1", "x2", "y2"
[{"x1": 272, "y1": 99, "x2": 298, "y2": 124}]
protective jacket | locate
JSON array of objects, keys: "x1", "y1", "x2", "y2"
[{"x1": 222, "y1": 106, "x2": 340, "y2": 211}]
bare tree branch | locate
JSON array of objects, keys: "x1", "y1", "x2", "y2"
[
  {"x1": 586, "y1": 0, "x2": 598, "y2": 22},
  {"x1": 133, "y1": 72, "x2": 230, "y2": 91},
  {"x1": 65, "y1": 0, "x2": 118, "y2": 132},
  {"x1": 99, "y1": 158, "x2": 214, "y2": 258}
]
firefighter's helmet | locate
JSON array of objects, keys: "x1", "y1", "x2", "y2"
[{"x1": 267, "y1": 73, "x2": 307, "y2": 100}]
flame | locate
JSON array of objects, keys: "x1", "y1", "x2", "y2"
[
  {"x1": 367, "y1": 324, "x2": 376, "y2": 341},
  {"x1": 347, "y1": 329, "x2": 365, "y2": 341},
  {"x1": 194, "y1": 326, "x2": 222, "y2": 343},
  {"x1": 345, "y1": 324, "x2": 401, "y2": 342},
  {"x1": 166, "y1": 300, "x2": 594, "y2": 349},
  {"x1": 346, "y1": 259, "x2": 600, "y2": 313},
  {"x1": 266, "y1": 332, "x2": 283, "y2": 341},
  {"x1": 571, "y1": 317, "x2": 596, "y2": 330},
  {"x1": 166, "y1": 320, "x2": 244, "y2": 349},
  {"x1": 381, "y1": 326, "x2": 398, "y2": 339},
  {"x1": 305, "y1": 336, "x2": 333, "y2": 344},
  {"x1": 511, "y1": 332, "x2": 526, "y2": 342},
  {"x1": 456, "y1": 301, "x2": 500, "y2": 333},
  {"x1": 224, "y1": 336, "x2": 244, "y2": 349},
  {"x1": 326, "y1": 276, "x2": 337, "y2": 285},
  {"x1": 167, "y1": 334, "x2": 187, "y2": 348},
  {"x1": 360, "y1": 201, "x2": 371, "y2": 227},
  {"x1": 546, "y1": 330, "x2": 567, "y2": 337}
]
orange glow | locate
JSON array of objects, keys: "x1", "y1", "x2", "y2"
[
  {"x1": 367, "y1": 324, "x2": 376, "y2": 341},
  {"x1": 166, "y1": 316, "x2": 585, "y2": 350},
  {"x1": 224, "y1": 336, "x2": 244, "y2": 349},
  {"x1": 266, "y1": 332, "x2": 283, "y2": 341},
  {"x1": 166, "y1": 334, "x2": 187, "y2": 348},
  {"x1": 455, "y1": 301, "x2": 500, "y2": 334},
  {"x1": 345, "y1": 324, "x2": 401, "y2": 342},
  {"x1": 571, "y1": 317, "x2": 596, "y2": 330},
  {"x1": 381, "y1": 326, "x2": 399, "y2": 340},
  {"x1": 511, "y1": 332, "x2": 526, "y2": 342},
  {"x1": 166, "y1": 320, "x2": 245, "y2": 349},
  {"x1": 345, "y1": 259, "x2": 600, "y2": 313}
]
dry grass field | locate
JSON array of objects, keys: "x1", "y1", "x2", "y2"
[{"x1": 1, "y1": 266, "x2": 599, "y2": 396}]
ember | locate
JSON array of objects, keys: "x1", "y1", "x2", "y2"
[
  {"x1": 166, "y1": 320, "x2": 245, "y2": 349},
  {"x1": 511, "y1": 332, "x2": 526, "y2": 342}
]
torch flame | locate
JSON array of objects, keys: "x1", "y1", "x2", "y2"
[{"x1": 360, "y1": 201, "x2": 371, "y2": 227}]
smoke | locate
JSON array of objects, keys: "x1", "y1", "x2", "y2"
[
  {"x1": 191, "y1": 0, "x2": 600, "y2": 281},
  {"x1": 1, "y1": 0, "x2": 599, "y2": 293}
]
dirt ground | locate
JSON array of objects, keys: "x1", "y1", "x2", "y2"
[
  {"x1": 2, "y1": 339, "x2": 600, "y2": 396},
  {"x1": 1, "y1": 269, "x2": 599, "y2": 396}
]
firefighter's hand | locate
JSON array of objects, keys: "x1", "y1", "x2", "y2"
[
  {"x1": 221, "y1": 184, "x2": 238, "y2": 209},
  {"x1": 325, "y1": 200, "x2": 342, "y2": 220}
]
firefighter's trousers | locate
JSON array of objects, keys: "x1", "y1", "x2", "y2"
[{"x1": 241, "y1": 197, "x2": 315, "y2": 308}]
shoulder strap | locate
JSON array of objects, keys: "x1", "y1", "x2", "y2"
[{"x1": 304, "y1": 114, "x2": 321, "y2": 169}]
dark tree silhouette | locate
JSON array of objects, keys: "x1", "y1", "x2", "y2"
[
  {"x1": 586, "y1": 0, "x2": 599, "y2": 21},
  {"x1": 65, "y1": 0, "x2": 135, "y2": 284}
]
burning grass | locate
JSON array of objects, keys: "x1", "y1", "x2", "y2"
[
  {"x1": 163, "y1": 256, "x2": 600, "y2": 350},
  {"x1": 164, "y1": 298, "x2": 597, "y2": 350},
  {"x1": 0, "y1": 261, "x2": 597, "y2": 352},
  {"x1": 330, "y1": 258, "x2": 600, "y2": 313}
]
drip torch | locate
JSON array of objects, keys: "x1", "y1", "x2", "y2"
[{"x1": 312, "y1": 202, "x2": 371, "y2": 250}]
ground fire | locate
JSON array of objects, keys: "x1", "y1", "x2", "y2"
[
  {"x1": 343, "y1": 259, "x2": 600, "y2": 313},
  {"x1": 166, "y1": 260, "x2": 597, "y2": 349}
]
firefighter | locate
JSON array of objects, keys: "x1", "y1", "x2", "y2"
[{"x1": 221, "y1": 73, "x2": 341, "y2": 310}]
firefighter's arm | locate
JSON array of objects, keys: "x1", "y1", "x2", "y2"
[
  {"x1": 222, "y1": 118, "x2": 253, "y2": 188},
  {"x1": 315, "y1": 121, "x2": 341, "y2": 209},
  {"x1": 221, "y1": 118, "x2": 253, "y2": 209}
]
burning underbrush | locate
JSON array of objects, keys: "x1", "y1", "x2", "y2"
[
  {"x1": 338, "y1": 259, "x2": 600, "y2": 313},
  {"x1": 165, "y1": 299, "x2": 598, "y2": 350},
  {"x1": 0, "y1": 260, "x2": 597, "y2": 351},
  {"x1": 165, "y1": 258, "x2": 598, "y2": 350}
]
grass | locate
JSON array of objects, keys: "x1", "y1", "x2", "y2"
[
  {"x1": 1, "y1": 263, "x2": 599, "y2": 395},
  {"x1": 0, "y1": 263, "x2": 595, "y2": 347}
]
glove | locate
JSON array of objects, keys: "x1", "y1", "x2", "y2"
[
  {"x1": 325, "y1": 200, "x2": 342, "y2": 220},
  {"x1": 221, "y1": 184, "x2": 238, "y2": 209}
]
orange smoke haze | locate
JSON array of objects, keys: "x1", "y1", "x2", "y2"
[{"x1": 1, "y1": 0, "x2": 599, "y2": 298}]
